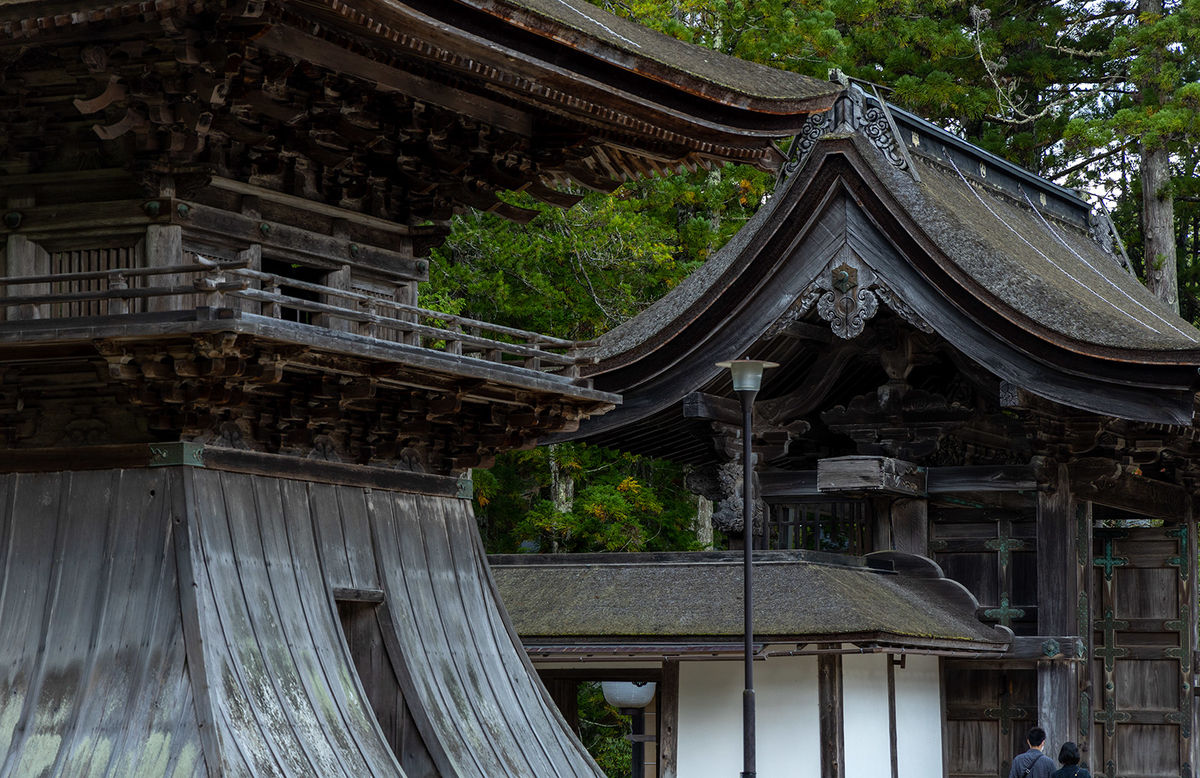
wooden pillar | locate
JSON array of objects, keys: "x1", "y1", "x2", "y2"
[
  {"x1": 5, "y1": 234, "x2": 49, "y2": 320},
  {"x1": 1036, "y1": 463, "x2": 1082, "y2": 761},
  {"x1": 144, "y1": 224, "x2": 184, "y2": 313},
  {"x1": 890, "y1": 497, "x2": 928, "y2": 556},
  {"x1": 818, "y1": 651, "x2": 845, "y2": 778},
  {"x1": 658, "y1": 659, "x2": 679, "y2": 778},
  {"x1": 321, "y1": 263, "x2": 352, "y2": 331}
]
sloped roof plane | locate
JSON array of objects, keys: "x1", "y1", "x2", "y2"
[{"x1": 563, "y1": 86, "x2": 1200, "y2": 436}]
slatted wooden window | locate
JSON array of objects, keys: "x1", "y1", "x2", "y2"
[
  {"x1": 763, "y1": 500, "x2": 871, "y2": 554},
  {"x1": 49, "y1": 247, "x2": 137, "y2": 317}
]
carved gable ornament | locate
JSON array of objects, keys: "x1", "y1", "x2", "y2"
[{"x1": 767, "y1": 250, "x2": 933, "y2": 340}]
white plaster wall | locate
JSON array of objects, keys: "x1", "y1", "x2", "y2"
[
  {"x1": 843, "y1": 654, "x2": 892, "y2": 778},
  {"x1": 677, "y1": 657, "x2": 820, "y2": 778},
  {"x1": 893, "y1": 655, "x2": 943, "y2": 778}
]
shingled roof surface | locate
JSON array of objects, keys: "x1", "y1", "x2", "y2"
[
  {"x1": 491, "y1": 551, "x2": 1008, "y2": 648},
  {"x1": 459, "y1": 0, "x2": 842, "y2": 107},
  {"x1": 871, "y1": 143, "x2": 1200, "y2": 352}
]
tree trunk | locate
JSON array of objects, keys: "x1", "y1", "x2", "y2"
[
  {"x1": 548, "y1": 444, "x2": 573, "y2": 553},
  {"x1": 1139, "y1": 0, "x2": 1179, "y2": 312}
]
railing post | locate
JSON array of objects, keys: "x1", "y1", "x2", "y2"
[
  {"x1": 359, "y1": 298, "x2": 377, "y2": 338},
  {"x1": 265, "y1": 278, "x2": 281, "y2": 320},
  {"x1": 523, "y1": 336, "x2": 541, "y2": 370},
  {"x1": 108, "y1": 271, "x2": 128, "y2": 315},
  {"x1": 445, "y1": 322, "x2": 463, "y2": 356}
]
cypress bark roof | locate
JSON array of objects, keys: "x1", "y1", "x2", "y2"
[{"x1": 491, "y1": 550, "x2": 1010, "y2": 652}]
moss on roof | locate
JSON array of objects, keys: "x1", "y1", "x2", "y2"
[
  {"x1": 492, "y1": 553, "x2": 1006, "y2": 646},
  {"x1": 460, "y1": 0, "x2": 841, "y2": 107}
]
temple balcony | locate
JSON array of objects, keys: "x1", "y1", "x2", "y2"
[{"x1": 0, "y1": 174, "x2": 617, "y2": 474}]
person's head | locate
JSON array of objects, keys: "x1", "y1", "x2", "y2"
[
  {"x1": 1026, "y1": 726, "x2": 1047, "y2": 749},
  {"x1": 1058, "y1": 741, "x2": 1080, "y2": 765}
]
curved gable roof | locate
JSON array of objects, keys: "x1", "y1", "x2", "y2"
[{"x1": 566, "y1": 97, "x2": 1200, "y2": 431}]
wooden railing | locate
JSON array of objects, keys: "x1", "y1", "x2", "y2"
[{"x1": 0, "y1": 259, "x2": 597, "y2": 379}]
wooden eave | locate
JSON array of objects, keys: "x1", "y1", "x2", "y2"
[
  {"x1": 570, "y1": 137, "x2": 1200, "y2": 431},
  {"x1": 290, "y1": 0, "x2": 838, "y2": 146}
]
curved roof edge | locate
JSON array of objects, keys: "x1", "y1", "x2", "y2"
[
  {"x1": 567, "y1": 127, "x2": 1200, "y2": 430},
  {"x1": 455, "y1": 0, "x2": 843, "y2": 113}
]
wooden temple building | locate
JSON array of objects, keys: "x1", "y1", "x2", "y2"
[
  {"x1": 507, "y1": 85, "x2": 1200, "y2": 778},
  {"x1": 0, "y1": 1, "x2": 841, "y2": 776}
]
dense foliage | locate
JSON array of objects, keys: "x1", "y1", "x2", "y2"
[{"x1": 473, "y1": 442, "x2": 704, "y2": 554}]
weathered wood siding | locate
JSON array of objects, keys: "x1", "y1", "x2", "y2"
[
  {"x1": 0, "y1": 467, "x2": 602, "y2": 777},
  {"x1": 0, "y1": 469, "x2": 205, "y2": 777}
]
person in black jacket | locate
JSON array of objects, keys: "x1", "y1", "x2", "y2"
[
  {"x1": 1008, "y1": 727, "x2": 1056, "y2": 778},
  {"x1": 1051, "y1": 742, "x2": 1091, "y2": 778}
]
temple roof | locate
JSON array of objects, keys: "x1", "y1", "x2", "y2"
[
  {"x1": 564, "y1": 87, "x2": 1200, "y2": 437},
  {"x1": 491, "y1": 550, "x2": 1010, "y2": 654}
]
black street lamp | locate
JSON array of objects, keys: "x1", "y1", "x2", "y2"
[{"x1": 715, "y1": 358, "x2": 777, "y2": 778}]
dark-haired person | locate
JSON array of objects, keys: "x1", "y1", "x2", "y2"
[
  {"x1": 1051, "y1": 742, "x2": 1091, "y2": 778},
  {"x1": 1008, "y1": 726, "x2": 1056, "y2": 778}
]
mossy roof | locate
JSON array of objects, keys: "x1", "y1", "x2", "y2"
[
  {"x1": 457, "y1": 0, "x2": 841, "y2": 108},
  {"x1": 491, "y1": 551, "x2": 1008, "y2": 648}
]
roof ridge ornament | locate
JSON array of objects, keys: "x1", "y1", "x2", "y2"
[
  {"x1": 781, "y1": 86, "x2": 916, "y2": 182},
  {"x1": 766, "y1": 251, "x2": 933, "y2": 340}
]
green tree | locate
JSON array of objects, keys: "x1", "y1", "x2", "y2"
[{"x1": 473, "y1": 443, "x2": 703, "y2": 554}]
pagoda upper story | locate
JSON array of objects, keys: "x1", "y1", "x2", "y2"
[{"x1": 0, "y1": 0, "x2": 840, "y2": 474}]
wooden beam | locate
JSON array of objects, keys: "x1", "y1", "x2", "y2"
[
  {"x1": 202, "y1": 448, "x2": 462, "y2": 496},
  {"x1": 681, "y1": 391, "x2": 740, "y2": 426},
  {"x1": 253, "y1": 26, "x2": 534, "y2": 137},
  {"x1": 173, "y1": 200, "x2": 426, "y2": 282},
  {"x1": 817, "y1": 456, "x2": 924, "y2": 497},
  {"x1": 925, "y1": 465, "x2": 1040, "y2": 493},
  {"x1": 1069, "y1": 457, "x2": 1188, "y2": 518}
]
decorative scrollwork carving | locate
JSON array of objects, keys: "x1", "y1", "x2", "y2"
[
  {"x1": 848, "y1": 87, "x2": 911, "y2": 175},
  {"x1": 782, "y1": 109, "x2": 833, "y2": 178}
]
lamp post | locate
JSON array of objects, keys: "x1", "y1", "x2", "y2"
[{"x1": 715, "y1": 358, "x2": 777, "y2": 778}]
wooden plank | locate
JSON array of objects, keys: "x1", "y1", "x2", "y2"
[
  {"x1": 281, "y1": 477, "x2": 402, "y2": 777},
  {"x1": 371, "y1": 491, "x2": 500, "y2": 777},
  {"x1": 818, "y1": 652, "x2": 845, "y2": 778},
  {"x1": 173, "y1": 468, "x2": 226, "y2": 777}
]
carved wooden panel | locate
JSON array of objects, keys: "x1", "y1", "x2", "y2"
[
  {"x1": 944, "y1": 664, "x2": 1036, "y2": 777},
  {"x1": 1090, "y1": 523, "x2": 1195, "y2": 778},
  {"x1": 930, "y1": 505, "x2": 1038, "y2": 636}
]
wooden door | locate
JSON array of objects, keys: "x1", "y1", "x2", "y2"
[
  {"x1": 1090, "y1": 523, "x2": 1195, "y2": 778},
  {"x1": 944, "y1": 664, "x2": 1037, "y2": 777}
]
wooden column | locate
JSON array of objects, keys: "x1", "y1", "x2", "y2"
[
  {"x1": 658, "y1": 659, "x2": 680, "y2": 778},
  {"x1": 890, "y1": 497, "x2": 928, "y2": 556},
  {"x1": 818, "y1": 652, "x2": 845, "y2": 778},
  {"x1": 144, "y1": 224, "x2": 184, "y2": 313},
  {"x1": 5, "y1": 234, "x2": 49, "y2": 320},
  {"x1": 1036, "y1": 463, "x2": 1082, "y2": 760}
]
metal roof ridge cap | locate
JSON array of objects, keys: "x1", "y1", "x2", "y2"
[{"x1": 877, "y1": 98, "x2": 1086, "y2": 205}]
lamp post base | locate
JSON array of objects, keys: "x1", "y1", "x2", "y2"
[{"x1": 741, "y1": 773, "x2": 757, "y2": 778}]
